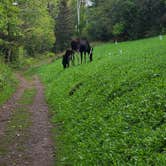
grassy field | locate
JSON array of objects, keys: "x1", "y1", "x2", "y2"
[
  {"x1": 32, "y1": 36, "x2": 166, "y2": 165},
  {"x1": 0, "y1": 60, "x2": 17, "y2": 105}
]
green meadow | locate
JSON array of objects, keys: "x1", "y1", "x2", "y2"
[{"x1": 32, "y1": 36, "x2": 166, "y2": 165}]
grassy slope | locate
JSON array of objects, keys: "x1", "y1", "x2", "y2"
[
  {"x1": 0, "y1": 61, "x2": 17, "y2": 105},
  {"x1": 35, "y1": 36, "x2": 166, "y2": 165}
]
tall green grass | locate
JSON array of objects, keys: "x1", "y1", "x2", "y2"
[
  {"x1": 0, "y1": 60, "x2": 17, "y2": 105},
  {"x1": 36, "y1": 36, "x2": 166, "y2": 165}
]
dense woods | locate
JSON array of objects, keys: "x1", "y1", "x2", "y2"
[
  {"x1": 80, "y1": 0, "x2": 166, "y2": 41},
  {"x1": 0, "y1": 0, "x2": 166, "y2": 60},
  {"x1": 0, "y1": 0, "x2": 55, "y2": 62}
]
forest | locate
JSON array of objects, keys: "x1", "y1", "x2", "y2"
[{"x1": 0, "y1": 0, "x2": 166, "y2": 62}]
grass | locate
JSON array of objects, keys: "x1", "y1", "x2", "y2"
[
  {"x1": 30, "y1": 36, "x2": 166, "y2": 165},
  {"x1": 19, "y1": 88, "x2": 36, "y2": 105},
  {"x1": 0, "y1": 60, "x2": 17, "y2": 105},
  {"x1": 0, "y1": 88, "x2": 36, "y2": 156}
]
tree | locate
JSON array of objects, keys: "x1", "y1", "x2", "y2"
[
  {"x1": 54, "y1": 0, "x2": 75, "y2": 52},
  {"x1": 83, "y1": 0, "x2": 166, "y2": 41},
  {"x1": 0, "y1": 0, "x2": 56, "y2": 62},
  {"x1": 18, "y1": 0, "x2": 55, "y2": 56},
  {"x1": 0, "y1": 0, "x2": 21, "y2": 62}
]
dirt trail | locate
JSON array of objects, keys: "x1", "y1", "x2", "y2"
[
  {"x1": 0, "y1": 74, "x2": 28, "y2": 137},
  {"x1": 0, "y1": 74, "x2": 54, "y2": 166}
]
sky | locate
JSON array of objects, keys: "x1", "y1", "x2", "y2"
[{"x1": 85, "y1": 0, "x2": 93, "y2": 6}]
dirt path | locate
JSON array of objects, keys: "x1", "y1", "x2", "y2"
[
  {"x1": 0, "y1": 75, "x2": 29, "y2": 137},
  {"x1": 0, "y1": 74, "x2": 54, "y2": 166}
]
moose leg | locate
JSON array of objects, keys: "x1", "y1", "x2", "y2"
[
  {"x1": 67, "y1": 62, "x2": 70, "y2": 68},
  {"x1": 80, "y1": 52, "x2": 83, "y2": 64},
  {"x1": 84, "y1": 52, "x2": 86, "y2": 63},
  {"x1": 89, "y1": 48, "x2": 93, "y2": 62},
  {"x1": 67, "y1": 56, "x2": 70, "y2": 68},
  {"x1": 77, "y1": 53, "x2": 80, "y2": 64},
  {"x1": 71, "y1": 53, "x2": 75, "y2": 66},
  {"x1": 90, "y1": 53, "x2": 93, "y2": 62},
  {"x1": 75, "y1": 52, "x2": 79, "y2": 65}
]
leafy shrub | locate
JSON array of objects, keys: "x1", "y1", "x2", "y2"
[
  {"x1": 45, "y1": 52, "x2": 55, "y2": 58},
  {"x1": 112, "y1": 23, "x2": 125, "y2": 36},
  {"x1": 0, "y1": 61, "x2": 17, "y2": 105}
]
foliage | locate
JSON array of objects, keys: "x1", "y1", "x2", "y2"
[
  {"x1": 0, "y1": 0, "x2": 21, "y2": 62},
  {"x1": 85, "y1": 0, "x2": 166, "y2": 41},
  {"x1": 34, "y1": 36, "x2": 166, "y2": 165},
  {"x1": 1, "y1": 0, "x2": 166, "y2": 59},
  {"x1": 0, "y1": 59, "x2": 17, "y2": 105},
  {"x1": 18, "y1": 0, "x2": 55, "y2": 56},
  {"x1": 112, "y1": 23, "x2": 125, "y2": 36},
  {"x1": 54, "y1": 0, "x2": 75, "y2": 52},
  {"x1": 0, "y1": 0, "x2": 55, "y2": 61}
]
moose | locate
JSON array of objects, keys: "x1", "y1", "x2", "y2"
[
  {"x1": 62, "y1": 38, "x2": 93, "y2": 69},
  {"x1": 62, "y1": 49, "x2": 74, "y2": 69},
  {"x1": 71, "y1": 38, "x2": 93, "y2": 64}
]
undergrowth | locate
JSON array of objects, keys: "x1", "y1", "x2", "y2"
[{"x1": 0, "y1": 60, "x2": 17, "y2": 105}]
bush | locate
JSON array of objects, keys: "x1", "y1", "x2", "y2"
[
  {"x1": 112, "y1": 23, "x2": 125, "y2": 36},
  {"x1": 0, "y1": 60, "x2": 17, "y2": 105}
]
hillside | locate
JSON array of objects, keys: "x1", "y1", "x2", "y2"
[{"x1": 33, "y1": 36, "x2": 166, "y2": 165}]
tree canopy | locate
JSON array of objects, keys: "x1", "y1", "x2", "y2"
[
  {"x1": 0, "y1": 0, "x2": 55, "y2": 61},
  {"x1": 84, "y1": 0, "x2": 166, "y2": 41}
]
